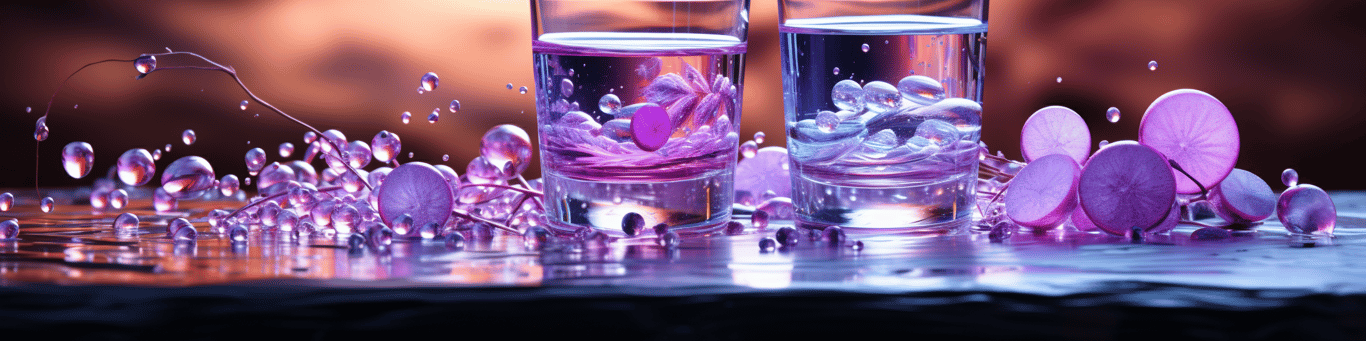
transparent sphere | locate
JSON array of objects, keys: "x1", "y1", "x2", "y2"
[
  {"x1": 465, "y1": 156, "x2": 505, "y2": 184},
  {"x1": 1148, "y1": 60, "x2": 1158, "y2": 71},
  {"x1": 134, "y1": 54, "x2": 157, "y2": 74},
  {"x1": 861, "y1": 81, "x2": 900, "y2": 114},
  {"x1": 0, "y1": 192, "x2": 12, "y2": 212},
  {"x1": 913, "y1": 119, "x2": 962, "y2": 147},
  {"x1": 1277, "y1": 184, "x2": 1336, "y2": 235},
  {"x1": 34, "y1": 117, "x2": 48, "y2": 141},
  {"x1": 831, "y1": 80, "x2": 864, "y2": 112},
  {"x1": 108, "y1": 189, "x2": 129, "y2": 209},
  {"x1": 598, "y1": 94, "x2": 622, "y2": 114},
  {"x1": 346, "y1": 140, "x2": 372, "y2": 169},
  {"x1": 1282, "y1": 168, "x2": 1299, "y2": 187},
  {"x1": 0, "y1": 219, "x2": 17, "y2": 239},
  {"x1": 371, "y1": 131, "x2": 402, "y2": 164},
  {"x1": 278, "y1": 142, "x2": 295, "y2": 158},
  {"x1": 479, "y1": 125, "x2": 532, "y2": 179},
  {"x1": 897, "y1": 75, "x2": 945, "y2": 106},
  {"x1": 61, "y1": 142, "x2": 94, "y2": 179},
  {"x1": 117, "y1": 149, "x2": 156, "y2": 186},
  {"x1": 740, "y1": 141, "x2": 758, "y2": 158},
  {"x1": 161, "y1": 156, "x2": 216, "y2": 199},
  {"x1": 449, "y1": 99, "x2": 461, "y2": 113},
  {"x1": 419, "y1": 72, "x2": 439, "y2": 92},
  {"x1": 181, "y1": 129, "x2": 197, "y2": 145},
  {"x1": 559, "y1": 78, "x2": 575, "y2": 98},
  {"x1": 1106, "y1": 107, "x2": 1121, "y2": 123},
  {"x1": 753, "y1": 131, "x2": 766, "y2": 144},
  {"x1": 113, "y1": 213, "x2": 139, "y2": 231},
  {"x1": 40, "y1": 197, "x2": 55, "y2": 213},
  {"x1": 219, "y1": 174, "x2": 240, "y2": 196},
  {"x1": 244, "y1": 148, "x2": 268, "y2": 176},
  {"x1": 815, "y1": 111, "x2": 841, "y2": 133},
  {"x1": 257, "y1": 162, "x2": 297, "y2": 194},
  {"x1": 400, "y1": 111, "x2": 412, "y2": 124}
]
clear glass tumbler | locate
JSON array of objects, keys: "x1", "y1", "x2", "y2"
[
  {"x1": 779, "y1": 0, "x2": 986, "y2": 232},
  {"x1": 532, "y1": 0, "x2": 750, "y2": 235}
]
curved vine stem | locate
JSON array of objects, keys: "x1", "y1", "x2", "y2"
[{"x1": 35, "y1": 58, "x2": 134, "y2": 195}]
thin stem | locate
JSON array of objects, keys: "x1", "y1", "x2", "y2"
[
  {"x1": 1168, "y1": 159, "x2": 1208, "y2": 200},
  {"x1": 458, "y1": 182, "x2": 543, "y2": 196},
  {"x1": 452, "y1": 209, "x2": 520, "y2": 234},
  {"x1": 35, "y1": 58, "x2": 135, "y2": 195}
]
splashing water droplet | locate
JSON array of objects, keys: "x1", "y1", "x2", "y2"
[
  {"x1": 34, "y1": 117, "x2": 49, "y2": 141},
  {"x1": 1148, "y1": 60, "x2": 1158, "y2": 71},
  {"x1": 449, "y1": 99, "x2": 461, "y2": 113},
  {"x1": 740, "y1": 141, "x2": 758, "y2": 158},
  {"x1": 753, "y1": 131, "x2": 766, "y2": 144},
  {"x1": 61, "y1": 142, "x2": 94, "y2": 179},
  {"x1": 427, "y1": 109, "x2": 439, "y2": 123},
  {"x1": 114, "y1": 213, "x2": 139, "y2": 231},
  {"x1": 134, "y1": 54, "x2": 156, "y2": 74},
  {"x1": 400, "y1": 111, "x2": 411, "y2": 124},
  {"x1": 0, "y1": 192, "x2": 12, "y2": 211},
  {"x1": 442, "y1": 154, "x2": 449, "y2": 162},
  {"x1": 419, "y1": 72, "x2": 439, "y2": 92},
  {"x1": 245, "y1": 148, "x2": 267, "y2": 176},
  {"x1": 598, "y1": 94, "x2": 622, "y2": 114},
  {"x1": 219, "y1": 174, "x2": 240, "y2": 196},
  {"x1": 239, "y1": 100, "x2": 248, "y2": 110},
  {"x1": 371, "y1": 130, "x2": 402, "y2": 164},
  {"x1": 161, "y1": 156, "x2": 216, "y2": 199},
  {"x1": 108, "y1": 189, "x2": 129, "y2": 209},
  {"x1": 506, "y1": 83, "x2": 514, "y2": 90},
  {"x1": 178, "y1": 130, "x2": 196, "y2": 146},
  {"x1": 40, "y1": 197, "x2": 55, "y2": 213},
  {"x1": 832, "y1": 67, "x2": 841, "y2": 75},
  {"x1": 117, "y1": 149, "x2": 156, "y2": 186},
  {"x1": 519, "y1": 86, "x2": 528, "y2": 94},
  {"x1": 479, "y1": 124, "x2": 533, "y2": 178},
  {"x1": 0, "y1": 219, "x2": 17, "y2": 239},
  {"x1": 1282, "y1": 168, "x2": 1299, "y2": 187},
  {"x1": 278, "y1": 142, "x2": 294, "y2": 158},
  {"x1": 1106, "y1": 107, "x2": 1121, "y2": 123}
]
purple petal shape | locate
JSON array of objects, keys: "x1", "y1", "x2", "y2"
[{"x1": 643, "y1": 73, "x2": 693, "y2": 108}]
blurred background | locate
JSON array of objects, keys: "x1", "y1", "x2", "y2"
[{"x1": 1, "y1": 0, "x2": 1363, "y2": 191}]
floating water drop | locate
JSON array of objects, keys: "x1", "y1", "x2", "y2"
[
  {"x1": 479, "y1": 124, "x2": 533, "y2": 178},
  {"x1": 1148, "y1": 60, "x2": 1158, "y2": 71},
  {"x1": 26, "y1": 107, "x2": 32, "y2": 113},
  {"x1": 181, "y1": 129, "x2": 197, "y2": 145},
  {"x1": 560, "y1": 78, "x2": 575, "y2": 98},
  {"x1": 427, "y1": 109, "x2": 439, "y2": 123},
  {"x1": 449, "y1": 99, "x2": 461, "y2": 113},
  {"x1": 239, "y1": 100, "x2": 248, "y2": 110},
  {"x1": 400, "y1": 111, "x2": 411, "y2": 124},
  {"x1": 346, "y1": 141, "x2": 372, "y2": 169},
  {"x1": 219, "y1": 174, "x2": 240, "y2": 196},
  {"x1": 442, "y1": 154, "x2": 450, "y2": 162},
  {"x1": 61, "y1": 142, "x2": 94, "y2": 179},
  {"x1": 245, "y1": 148, "x2": 267, "y2": 176},
  {"x1": 831, "y1": 80, "x2": 864, "y2": 112},
  {"x1": 108, "y1": 189, "x2": 129, "y2": 209},
  {"x1": 371, "y1": 130, "x2": 402, "y2": 164},
  {"x1": 408, "y1": 152, "x2": 415, "y2": 158},
  {"x1": 1106, "y1": 107, "x2": 1121, "y2": 123},
  {"x1": 1056, "y1": 77, "x2": 1062, "y2": 83},
  {"x1": 40, "y1": 197, "x2": 55, "y2": 213},
  {"x1": 519, "y1": 86, "x2": 528, "y2": 94},
  {"x1": 0, "y1": 192, "x2": 11, "y2": 211},
  {"x1": 34, "y1": 117, "x2": 48, "y2": 141},
  {"x1": 751, "y1": 210, "x2": 769, "y2": 229},
  {"x1": 134, "y1": 54, "x2": 156, "y2": 74},
  {"x1": 164, "y1": 144, "x2": 172, "y2": 152},
  {"x1": 861, "y1": 43, "x2": 870, "y2": 53},
  {"x1": 153, "y1": 188, "x2": 177, "y2": 212},
  {"x1": 740, "y1": 141, "x2": 758, "y2": 158},
  {"x1": 114, "y1": 213, "x2": 139, "y2": 231},
  {"x1": 832, "y1": 67, "x2": 840, "y2": 75},
  {"x1": 0, "y1": 219, "x2": 17, "y2": 240},
  {"x1": 506, "y1": 83, "x2": 514, "y2": 90},
  {"x1": 598, "y1": 94, "x2": 622, "y2": 114},
  {"x1": 277, "y1": 142, "x2": 294, "y2": 158},
  {"x1": 161, "y1": 156, "x2": 216, "y2": 199},
  {"x1": 1282, "y1": 168, "x2": 1299, "y2": 187},
  {"x1": 420, "y1": 72, "x2": 439, "y2": 92},
  {"x1": 753, "y1": 131, "x2": 766, "y2": 144},
  {"x1": 117, "y1": 149, "x2": 156, "y2": 186},
  {"x1": 303, "y1": 131, "x2": 318, "y2": 144}
]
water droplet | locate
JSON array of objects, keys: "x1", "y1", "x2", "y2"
[
  {"x1": 61, "y1": 142, "x2": 94, "y2": 179},
  {"x1": 1148, "y1": 60, "x2": 1158, "y2": 71},
  {"x1": 832, "y1": 67, "x2": 841, "y2": 75},
  {"x1": 400, "y1": 111, "x2": 412, "y2": 124},
  {"x1": 519, "y1": 86, "x2": 528, "y2": 94},
  {"x1": 861, "y1": 43, "x2": 870, "y2": 53},
  {"x1": 0, "y1": 192, "x2": 12, "y2": 211},
  {"x1": 751, "y1": 210, "x2": 769, "y2": 229},
  {"x1": 33, "y1": 117, "x2": 48, "y2": 141},
  {"x1": 173, "y1": 221, "x2": 198, "y2": 242},
  {"x1": 442, "y1": 154, "x2": 450, "y2": 162},
  {"x1": 479, "y1": 124, "x2": 533, "y2": 178},
  {"x1": 862, "y1": 81, "x2": 900, "y2": 114},
  {"x1": 108, "y1": 189, "x2": 129, "y2": 209},
  {"x1": 506, "y1": 83, "x2": 514, "y2": 90},
  {"x1": 408, "y1": 152, "x2": 415, "y2": 158},
  {"x1": 622, "y1": 212, "x2": 645, "y2": 236},
  {"x1": 559, "y1": 78, "x2": 575, "y2": 98},
  {"x1": 391, "y1": 214, "x2": 414, "y2": 235},
  {"x1": 245, "y1": 148, "x2": 267, "y2": 176},
  {"x1": 346, "y1": 141, "x2": 372, "y2": 169},
  {"x1": 1098, "y1": 140, "x2": 1109, "y2": 149},
  {"x1": 823, "y1": 226, "x2": 846, "y2": 245},
  {"x1": 40, "y1": 197, "x2": 55, "y2": 213},
  {"x1": 740, "y1": 141, "x2": 758, "y2": 158},
  {"x1": 179, "y1": 129, "x2": 197, "y2": 145},
  {"x1": 427, "y1": 109, "x2": 439, "y2": 123},
  {"x1": 523, "y1": 225, "x2": 550, "y2": 249},
  {"x1": 134, "y1": 54, "x2": 156, "y2": 74},
  {"x1": 1056, "y1": 77, "x2": 1062, "y2": 83},
  {"x1": 758, "y1": 238, "x2": 777, "y2": 252},
  {"x1": 914, "y1": 119, "x2": 961, "y2": 146},
  {"x1": 161, "y1": 156, "x2": 216, "y2": 199},
  {"x1": 371, "y1": 130, "x2": 402, "y2": 164},
  {"x1": 276, "y1": 142, "x2": 294, "y2": 158},
  {"x1": 814, "y1": 111, "x2": 841, "y2": 133},
  {"x1": 229, "y1": 224, "x2": 248, "y2": 242},
  {"x1": 449, "y1": 99, "x2": 461, "y2": 113},
  {"x1": 1282, "y1": 168, "x2": 1299, "y2": 187},
  {"x1": 114, "y1": 213, "x2": 139, "y2": 231},
  {"x1": 775, "y1": 227, "x2": 800, "y2": 247},
  {"x1": 897, "y1": 75, "x2": 945, "y2": 105},
  {"x1": 153, "y1": 188, "x2": 177, "y2": 212},
  {"x1": 831, "y1": 80, "x2": 864, "y2": 112},
  {"x1": 1277, "y1": 184, "x2": 1335, "y2": 235},
  {"x1": 1106, "y1": 107, "x2": 1121, "y2": 123},
  {"x1": 465, "y1": 156, "x2": 505, "y2": 184},
  {"x1": 753, "y1": 131, "x2": 766, "y2": 144},
  {"x1": 239, "y1": 100, "x2": 248, "y2": 110},
  {"x1": 303, "y1": 131, "x2": 318, "y2": 144},
  {"x1": 117, "y1": 149, "x2": 156, "y2": 186},
  {"x1": 25, "y1": 107, "x2": 31, "y2": 113},
  {"x1": 598, "y1": 94, "x2": 622, "y2": 114},
  {"x1": 445, "y1": 233, "x2": 465, "y2": 250},
  {"x1": 0, "y1": 219, "x2": 17, "y2": 239},
  {"x1": 219, "y1": 174, "x2": 240, "y2": 196},
  {"x1": 658, "y1": 231, "x2": 680, "y2": 248},
  {"x1": 419, "y1": 72, "x2": 439, "y2": 92},
  {"x1": 331, "y1": 205, "x2": 361, "y2": 233}
]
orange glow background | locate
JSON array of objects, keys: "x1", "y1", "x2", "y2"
[{"x1": 1, "y1": 1, "x2": 1363, "y2": 190}]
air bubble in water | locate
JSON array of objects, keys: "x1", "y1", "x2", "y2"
[
  {"x1": 831, "y1": 80, "x2": 864, "y2": 112},
  {"x1": 400, "y1": 111, "x2": 411, "y2": 124},
  {"x1": 449, "y1": 99, "x2": 461, "y2": 113},
  {"x1": 1106, "y1": 107, "x2": 1121, "y2": 123},
  {"x1": 161, "y1": 156, "x2": 216, "y2": 199},
  {"x1": 420, "y1": 72, "x2": 439, "y2": 92},
  {"x1": 61, "y1": 142, "x2": 94, "y2": 179},
  {"x1": 278, "y1": 142, "x2": 294, "y2": 158},
  {"x1": 245, "y1": 148, "x2": 267, "y2": 176},
  {"x1": 134, "y1": 54, "x2": 156, "y2": 74},
  {"x1": 239, "y1": 100, "x2": 248, "y2": 110},
  {"x1": 1282, "y1": 168, "x2": 1299, "y2": 187},
  {"x1": 427, "y1": 109, "x2": 439, "y2": 123},
  {"x1": 560, "y1": 78, "x2": 575, "y2": 97},
  {"x1": 861, "y1": 43, "x2": 870, "y2": 53},
  {"x1": 117, "y1": 149, "x2": 156, "y2": 186},
  {"x1": 1148, "y1": 60, "x2": 1158, "y2": 71},
  {"x1": 519, "y1": 86, "x2": 528, "y2": 94},
  {"x1": 181, "y1": 129, "x2": 196, "y2": 145},
  {"x1": 598, "y1": 94, "x2": 622, "y2": 114},
  {"x1": 114, "y1": 213, "x2": 139, "y2": 231},
  {"x1": 34, "y1": 117, "x2": 49, "y2": 141},
  {"x1": 371, "y1": 130, "x2": 401, "y2": 164},
  {"x1": 753, "y1": 131, "x2": 765, "y2": 144},
  {"x1": 40, "y1": 197, "x2": 55, "y2": 213},
  {"x1": 0, "y1": 192, "x2": 12, "y2": 211}
]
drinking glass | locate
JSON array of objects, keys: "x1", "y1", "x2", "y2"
[
  {"x1": 780, "y1": 0, "x2": 986, "y2": 232},
  {"x1": 532, "y1": 0, "x2": 750, "y2": 235}
]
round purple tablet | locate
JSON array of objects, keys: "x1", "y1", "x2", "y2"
[{"x1": 630, "y1": 104, "x2": 672, "y2": 152}]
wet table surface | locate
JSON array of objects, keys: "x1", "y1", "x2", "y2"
[{"x1": 2, "y1": 188, "x2": 1365, "y2": 339}]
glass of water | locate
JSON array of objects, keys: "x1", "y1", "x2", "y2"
[
  {"x1": 780, "y1": 0, "x2": 987, "y2": 232},
  {"x1": 532, "y1": 0, "x2": 750, "y2": 235}
]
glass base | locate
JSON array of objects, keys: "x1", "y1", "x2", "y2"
[
  {"x1": 542, "y1": 169, "x2": 732, "y2": 237},
  {"x1": 792, "y1": 171, "x2": 975, "y2": 234}
]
